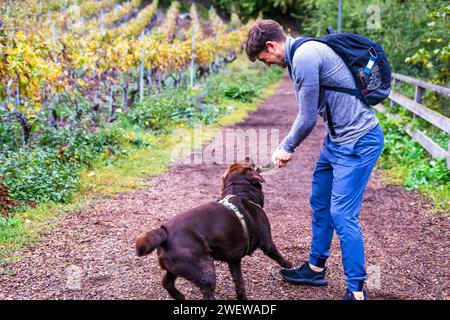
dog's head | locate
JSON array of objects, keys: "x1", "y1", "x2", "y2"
[{"x1": 221, "y1": 157, "x2": 265, "y2": 198}]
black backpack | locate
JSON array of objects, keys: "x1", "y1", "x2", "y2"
[{"x1": 287, "y1": 28, "x2": 391, "y2": 135}]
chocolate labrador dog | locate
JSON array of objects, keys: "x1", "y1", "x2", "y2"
[{"x1": 135, "y1": 158, "x2": 292, "y2": 300}]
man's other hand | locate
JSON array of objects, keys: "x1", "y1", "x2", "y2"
[{"x1": 272, "y1": 146, "x2": 293, "y2": 168}]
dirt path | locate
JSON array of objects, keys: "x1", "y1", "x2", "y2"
[{"x1": 1, "y1": 77, "x2": 448, "y2": 300}]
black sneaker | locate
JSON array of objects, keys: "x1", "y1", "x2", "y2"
[
  {"x1": 280, "y1": 262, "x2": 328, "y2": 286},
  {"x1": 342, "y1": 289, "x2": 367, "y2": 300}
]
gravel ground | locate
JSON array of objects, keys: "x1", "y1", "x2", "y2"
[{"x1": 1, "y1": 77, "x2": 448, "y2": 300}]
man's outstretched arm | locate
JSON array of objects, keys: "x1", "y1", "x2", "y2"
[
  {"x1": 273, "y1": 43, "x2": 321, "y2": 166},
  {"x1": 279, "y1": 84, "x2": 319, "y2": 153}
]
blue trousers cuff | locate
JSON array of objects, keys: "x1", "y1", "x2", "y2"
[
  {"x1": 347, "y1": 280, "x2": 365, "y2": 292},
  {"x1": 309, "y1": 256, "x2": 327, "y2": 268}
]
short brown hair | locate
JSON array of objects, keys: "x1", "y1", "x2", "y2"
[{"x1": 245, "y1": 19, "x2": 286, "y2": 62}]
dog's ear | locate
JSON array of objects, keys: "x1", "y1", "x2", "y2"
[
  {"x1": 221, "y1": 171, "x2": 228, "y2": 189},
  {"x1": 221, "y1": 163, "x2": 242, "y2": 187},
  {"x1": 243, "y1": 156, "x2": 256, "y2": 169},
  {"x1": 244, "y1": 167, "x2": 265, "y2": 184}
]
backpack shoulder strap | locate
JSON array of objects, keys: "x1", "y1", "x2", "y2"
[
  {"x1": 287, "y1": 38, "x2": 323, "y2": 77},
  {"x1": 287, "y1": 37, "x2": 338, "y2": 136},
  {"x1": 322, "y1": 85, "x2": 363, "y2": 100}
]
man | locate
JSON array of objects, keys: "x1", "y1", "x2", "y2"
[{"x1": 245, "y1": 19, "x2": 384, "y2": 300}]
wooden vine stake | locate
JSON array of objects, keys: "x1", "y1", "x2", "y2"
[
  {"x1": 189, "y1": 4, "x2": 197, "y2": 87},
  {"x1": 139, "y1": 31, "x2": 145, "y2": 102}
]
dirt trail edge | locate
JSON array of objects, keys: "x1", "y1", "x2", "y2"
[{"x1": 1, "y1": 77, "x2": 448, "y2": 300}]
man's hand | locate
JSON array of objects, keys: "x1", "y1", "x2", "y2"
[{"x1": 272, "y1": 146, "x2": 293, "y2": 168}]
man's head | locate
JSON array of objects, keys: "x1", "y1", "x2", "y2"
[{"x1": 245, "y1": 19, "x2": 287, "y2": 68}]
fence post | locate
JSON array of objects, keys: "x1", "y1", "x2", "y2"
[
  {"x1": 48, "y1": 99, "x2": 53, "y2": 126},
  {"x1": 51, "y1": 22, "x2": 57, "y2": 61},
  {"x1": 147, "y1": 68, "x2": 152, "y2": 95},
  {"x1": 391, "y1": 78, "x2": 400, "y2": 108},
  {"x1": 109, "y1": 85, "x2": 115, "y2": 122},
  {"x1": 414, "y1": 85, "x2": 425, "y2": 120},
  {"x1": 189, "y1": 9, "x2": 197, "y2": 87},
  {"x1": 6, "y1": 83, "x2": 12, "y2": 110},
  {"x1": 52, "y1": 22, "x2": 57, "y2": 46},
  {"x1": 447, "y1": 140, "x2": 450, "y2": 169},
  {"x1": 415, "y1": 86, "x2": 425, "y2": 104},
  {"x1": 109, "y1": 85, "x2": 114, "y2": 113},
  {"x1": 15, "y1": 85, "x2": 20, "y2": 108},
  {"x1": 100, "y1": 10, "x2": 105, "y2": 34},
  {"x1": 139, "y1": 31, "x2": 145, "y2": 102},
  {"x1": 122, "y1": 84, "x2": 128, "y2": 111}
]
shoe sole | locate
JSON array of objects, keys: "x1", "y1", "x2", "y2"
[{"x1": 281, "y1": 275, "x2": 328, "y2": 286}]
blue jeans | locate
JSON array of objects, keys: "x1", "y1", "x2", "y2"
[{"x1": 308, "y1": 124, "x2": 384, "y2": 292}]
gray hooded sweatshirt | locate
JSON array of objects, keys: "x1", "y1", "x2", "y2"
[{"x1": 279, "y1": 36, "x2": 379, "y2": 153}]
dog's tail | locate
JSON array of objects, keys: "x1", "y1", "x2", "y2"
[{"x1": 136, "y1": 227, "x2": 168, "y2": 257}]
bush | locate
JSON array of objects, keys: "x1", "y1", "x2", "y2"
[
  {"x1": 0, "y1": 111, "x2": 23, "y2": 152},
  {"x1": 378, "y1": 114, "x2": 450, "y2": 209},
  {"x1": 0, "y1": 125, "x2": 127, "y2": 205},
  {"x1": 124, "y1": 83, "x2": 237, "y2": 132},
  {"x1": 0, "y1": 146, "x2": 79, "y2": 204},
  {"x1": 125, "y1": 91, "x2": 189, "y2": 132},
  {"x1": 205, "y1": 67, "x2": 268, "y2": 102},
  {"x1": 37, "y1": 126, "x2": 126, "y2": 167}
]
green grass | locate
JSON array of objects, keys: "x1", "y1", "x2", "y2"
[
  {"x1": 376, "y1": 112, "x2": 450, "y2": 214},
  {"x1": 0, "y1": 55, "x2": 283, "y2": 260}
]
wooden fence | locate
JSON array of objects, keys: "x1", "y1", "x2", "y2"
[{"x1": 373, "y1": 72, "x2": 450, "y2": 169}]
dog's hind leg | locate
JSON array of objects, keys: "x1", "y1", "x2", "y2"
[
  {"x1": 199, "y1": 279, "x2": 216, "y2": 300},
  {"x1": 228, "y1": 261, "x2": 247, "y2": 300},
  {"x1": 187, "y1": 257, "x2": 216, "y2": 300},
  {"x1": 261, "y1": 240, "x2": 293, "y2": 269},
  {"x1": 163, "y1": 272, "x2": 185, "y2": 300}
]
